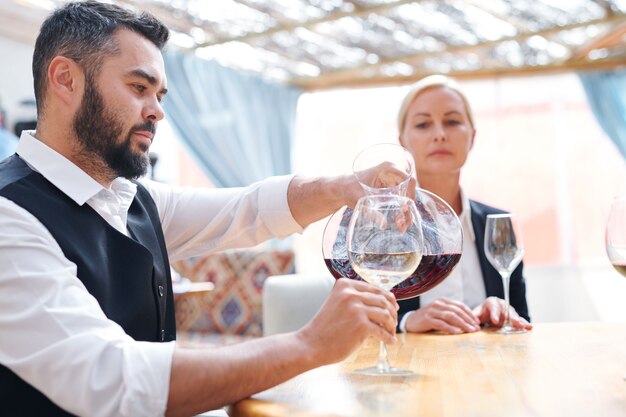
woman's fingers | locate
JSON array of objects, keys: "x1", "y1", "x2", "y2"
[
  {"x1": 479, "y1": 297, "x2": 532, "y2": 330},
  {"x1": 406, "y1": 297, "x2": 480, "y2": 333},
  {"x1": 508, "y1": 310, "x2": 533, "y2": 330},
  {"x1": 431, "y1": 298, "x2": 480, "y2": 328}
]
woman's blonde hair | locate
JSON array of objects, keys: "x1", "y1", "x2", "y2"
[{"x1": 397, "y1": 74, "x2": 475, "y2": 134}]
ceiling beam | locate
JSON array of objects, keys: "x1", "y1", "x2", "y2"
[
  {"x1": 116, "y1": 0, "x2": 202, "y2": 35},
  {"x1": 572, "y1": 20, "x2": 626, "y2": 59},
  {"x1": 461, "y1": 0, "x2": 531, "y2": 33},
  {"x1": 291, "y1": 12, "x2": 626, "y2": 89},
  {"x1": 194, "y1": 0, "x2": 419, "y2": 48},
  {"x1": 295, "y1": 56, "x2": 626, "y2": 91}
]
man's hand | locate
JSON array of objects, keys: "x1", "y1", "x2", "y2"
[
  {"x1": 297, "y1": 278, "x2": 399, "y2": 365},
  {"x1": 354, "y1": 161, "x2": 417, "y2": 200},
  {"x1": 166, "y1": 279, "x2": 399, "y2": 416},
  {"x1": 287, "y1": 170, "x2": 416, "y2": 229}
]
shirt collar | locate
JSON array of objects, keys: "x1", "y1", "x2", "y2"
[
  {"x1": 16, "y1": 130, "x2": 136, "y2": 206},
  {"x1": 458, "y1": 188, "x2": 476, "y2": 242}
]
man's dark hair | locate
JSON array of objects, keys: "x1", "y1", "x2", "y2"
[{"x1": 32, "y1": 0, "x2": 170, "y2": 116}]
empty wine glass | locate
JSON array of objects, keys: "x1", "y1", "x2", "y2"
[
  {"x1": 347, "y1": 194, "x2": 424, "y2": 376},
  {"x1": 484, "y1": 213, "x2": 527, "y2": 334},
  {"x1": 604, "y1": 196, "x2": 626, "y2": 381},
  {"x1": 352, "y1": 143, "x2": 414, "y2": 197}
]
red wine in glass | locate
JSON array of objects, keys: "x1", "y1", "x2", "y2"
[
  {"x1": 322, "y1": 189, "x2": 463, "y2": 301},
  {"x1": 324, "y1": 253, "x2": 461, "y2": 300}
]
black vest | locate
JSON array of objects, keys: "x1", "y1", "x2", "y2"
[{"x1": 0, "y1": 155, "x2": 176, "y2": 416}]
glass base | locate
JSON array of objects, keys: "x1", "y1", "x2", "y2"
[
  {"x1": 353, "y1": 366, "x2": 414, "y2": 377},
  {"x1": 494, "y1": 325, "x2": 529, "y2": 335}
]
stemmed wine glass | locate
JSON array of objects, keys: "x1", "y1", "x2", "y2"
[
  {"x1": 604, "y1": 196, "x2": 626, "y2": 381},
  {"x1": 347, "y1": 194, "x2": 424, "y2": 376},
  {"x1": 484, "y1": 213, "x2": 527, "y2": 334}
]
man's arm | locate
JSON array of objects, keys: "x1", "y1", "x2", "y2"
[
  {"x1": 144, "y1": 176, "x2": 303, "y2": 260},
  {"x1": 146, "y1": 170, "x2": 415, "y2": 260},
  {"x1": 286, "y1": 175, "x2": 359, "y2": 228},
  {"x1": 287, "y1": 174, "x2": 417, "y2": 229},
  {"x1": 166, "y1": 279, "x2": 398, "y2": 417}
]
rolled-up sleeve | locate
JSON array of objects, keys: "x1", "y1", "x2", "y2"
[
  {"x1": 0, "y1": 197, "x2": 174, "y2": 417},
  {"x1": 143, "y1": 175, "x2": 303, "y2": 260}
]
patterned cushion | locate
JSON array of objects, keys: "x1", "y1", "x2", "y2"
[{"x1": 172, "y1": 248, "x2": 294, "y2": 337}]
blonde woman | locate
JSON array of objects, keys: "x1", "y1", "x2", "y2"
[{"x1": 397, "y1": 75, "x2": 532, "y2": 334}]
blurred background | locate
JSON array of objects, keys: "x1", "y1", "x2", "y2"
[{"x1": 1, "y1": 0, "x2": 625, "y2": 322}]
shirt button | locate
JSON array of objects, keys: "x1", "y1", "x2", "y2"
[{"x1": 158, "y1": 285, "x2": 164, "y2": 297}]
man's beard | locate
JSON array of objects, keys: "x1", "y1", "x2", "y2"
[{"x1": 72, "y1": 79, "x2": 155, "y2": 180}]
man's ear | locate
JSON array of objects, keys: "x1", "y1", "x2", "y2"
[{"x1": 47, "y1": 56, "x2": 84, "y2": 106}]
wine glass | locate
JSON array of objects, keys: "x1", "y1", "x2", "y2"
[
  {"x1": 352, "y1": 143, "x2": 414, "y2": 197},
  {"x1": 484, "y1": 213, "x2": 527, "y2": 334},
  {"x1": 604, "y1": 196, "x2": 626, "y2": 381},
  {"x1": 347, "y1": 194, "x2": 423, "y2": 376},
  {"x1": 323, "y1": 188, "x2": 462, "y2": 301},
  {"x1": 606, "y1": 196, "x2": 626, "y2": 277}
]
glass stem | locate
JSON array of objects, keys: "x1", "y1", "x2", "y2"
[
  {"x1": 501, "y1": 271, "x2": 512, "y2": 328},
  {"x1": 377, "y1": 341, "x2": 391, "y2": 373}
]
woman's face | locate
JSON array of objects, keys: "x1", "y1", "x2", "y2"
[{"x1": 400, "y1": 86, "x2": 475, "y2": 178}]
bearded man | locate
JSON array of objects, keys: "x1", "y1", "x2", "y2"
[{"x1": 0, "y1": 2, "x2": 400, "y2": 416}]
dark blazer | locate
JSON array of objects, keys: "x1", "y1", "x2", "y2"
[{"x1": 398, "y1": 199, "x2": 530, "y2": 325}]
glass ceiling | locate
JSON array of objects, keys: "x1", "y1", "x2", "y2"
[{"x1": 19, "y1": 0, "x2": 626, "y2": 90}]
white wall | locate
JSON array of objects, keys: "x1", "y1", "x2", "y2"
[
  {"x1": 525, "y1": 264, "x2": 626, "y2": 322},
  {"x1": 0, "y1": 36, "x2": 35, "y2": 130}
]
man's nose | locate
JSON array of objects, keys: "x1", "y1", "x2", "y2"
[{"x1": 143, "y1": 98, "x2": 165, "y2": 122}]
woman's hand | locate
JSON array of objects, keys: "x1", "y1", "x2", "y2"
[
  {"x1": 472, "y1": 296, "x2": 533, "y2": 331},
  {"x1": 405, "y1": 297, "x2": 481, "y2": 334}
]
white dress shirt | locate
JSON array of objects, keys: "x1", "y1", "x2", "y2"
[
  {"x1": 0, "y1": 131, "x2": 302, "y2": 417},
  {"x1": 400, "y1": 189, "x2": 486, "y2": 331}
]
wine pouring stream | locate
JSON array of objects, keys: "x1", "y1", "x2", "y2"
[{"x1": 322, "y1": 143, "x2": 464, "y2": 376}]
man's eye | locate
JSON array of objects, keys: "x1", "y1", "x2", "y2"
[{"x1": 134, "y1": 84, "x2": 146, "y2": 93}]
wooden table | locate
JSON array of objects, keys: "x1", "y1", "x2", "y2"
[{"x1": 229, "y1": 322, "x2": 626, "y2": 417}]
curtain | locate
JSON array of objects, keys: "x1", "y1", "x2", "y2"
[
  {"x1": 163, "y1": 50, "x2": 302, "y2": 187},
  {"x1": 578, "y1": 69, "x2": 626, "y2": 160},
  {"x1": 0, "y1": 127, "x2": 18, "y2": 160}
]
